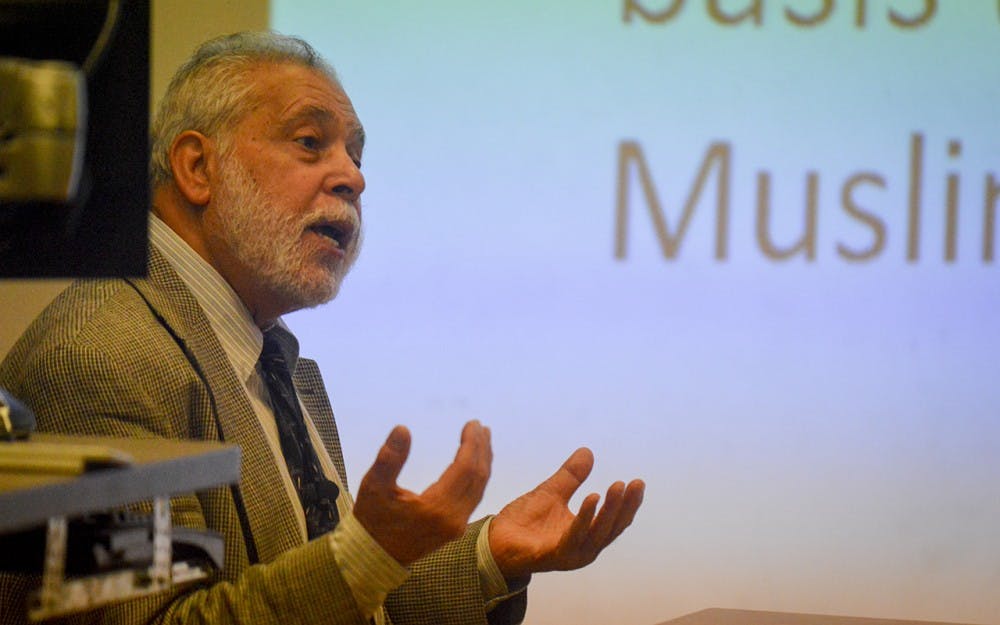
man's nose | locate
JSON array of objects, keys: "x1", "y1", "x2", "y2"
[{"x1": 327, "y1": 149, "x2": 365, "y2": 204}]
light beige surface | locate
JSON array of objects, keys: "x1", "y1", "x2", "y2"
[
  {"x1": 0, "y1": 433, "x2": 237, "y2": 493},
  {"x1": 0, "y1": 280, "x2": 71, "y2": 357},
  {"x1": 656, "y1": 609, "x2": 975, "y2": 625},
  {"x1": 0, "y1": 433, "x2": 240, "y2": 533},
  {"x1": 150, "y1": 0, "x2": 269, "y2": 105},
  {"x1": 0, "y1": 0, "x2": 268, "y2": 359}
]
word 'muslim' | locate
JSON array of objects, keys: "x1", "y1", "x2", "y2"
[{"x1": 614, "y1": 135, "x2": 1000, "y2": 263}]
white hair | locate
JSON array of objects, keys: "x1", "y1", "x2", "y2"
[{"x1": 149, "y1": 31, "x2": 340, "y2": 188}]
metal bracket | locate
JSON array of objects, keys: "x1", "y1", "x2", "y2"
[{"x1": 27, "y1": 497, "x2": 211, "y2": 621}]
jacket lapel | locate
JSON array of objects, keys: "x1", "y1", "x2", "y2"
[
  {"x1": 126, "y1": 247, "x2": 305, "y2": 564},
  {"x1": 293, "y1": 359, "x2": 349, "y2": 491}
]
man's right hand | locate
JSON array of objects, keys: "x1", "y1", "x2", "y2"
[{"x1": 352, "y1": 420, "x2": 492, "y2": 566}]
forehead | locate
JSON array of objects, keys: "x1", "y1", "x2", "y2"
[{"x1": 237, "y1": 61, "x2": 364, "y2": 146}]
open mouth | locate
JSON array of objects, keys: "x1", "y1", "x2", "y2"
[{"x1": 308, "y1": 220, "x2": 355, "y2": 251}]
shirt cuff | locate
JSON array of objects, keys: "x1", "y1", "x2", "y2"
[
  {"x1": 327, "y1": 512, "x2": 410, "y2": 618},
  {"x1": 477, "y1": 516, "x2": 509, "y2": 599}
]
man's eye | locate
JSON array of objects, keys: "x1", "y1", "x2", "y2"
[{"x1": 296, "y1": 135, "x2": 321, "y2": 150}]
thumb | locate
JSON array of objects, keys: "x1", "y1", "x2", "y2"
[
  {"x1": 543, "y1": 447, "x2": 595, "y2": 500},
  {"x1": 365, "y1": 425, "x2": 411, "y2": 487}
]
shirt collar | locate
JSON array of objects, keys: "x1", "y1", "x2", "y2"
[{"x1": 149, "y1": 214, "x2": 264, "y2": 382}]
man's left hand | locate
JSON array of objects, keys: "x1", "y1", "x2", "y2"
[{"x1": 488, "y1": 448, "x2": 644, "y2": 580}]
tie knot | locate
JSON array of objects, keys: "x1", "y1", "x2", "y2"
[{"x1": 261, "y1": 326, "x2": 300, "y2": 375}]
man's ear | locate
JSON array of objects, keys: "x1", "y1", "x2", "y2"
[{"x1": 168, "y1": 130, "x2": 216, "y2": 207}]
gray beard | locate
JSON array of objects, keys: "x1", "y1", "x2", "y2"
[{"x1": 212, "y1": 159, "x2": 362, "y2": 313}]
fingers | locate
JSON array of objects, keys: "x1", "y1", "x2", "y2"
[
  {"x1": 455, "y1": 420, "x2": 493, "y2": 483},
  {"x1": 438, "y1": 420, "x2": 491, "y2": 487},
  {"x1": 426, "y1": 420, "x2": 493, "y2": 511},
  {"x1": 587, "y1": 481, "x2": 627, "y2": 547},
  {"x1": 623, "y1": 479, "x2": 645, "y2": 518},
  {"x1": 582, "y1": 478, "x2": 645, "y2": 552},
  {"x1": 560, "y1": 477, "x2": 644, "y2": 570},
  {"x1": 365, "y1": 425, "x2": 411, "y2": 487},
  {"x1": 563, "y1": 492, "x2": 600, "y2": 552},
  {"x1": 609, "y1": 479, "x2": 645, "y2": 540}
]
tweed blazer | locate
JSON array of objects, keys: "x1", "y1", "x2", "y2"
[{"x1": 0, "y1": 246, "x2": 524, "y2": 625}]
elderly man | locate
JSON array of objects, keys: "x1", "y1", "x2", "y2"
[{"x1": 0, "y1": 32, "x2": 644, "y2": 625}]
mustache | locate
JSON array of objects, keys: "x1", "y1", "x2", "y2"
[{"x1": 302, "y1": 200, "x2": 361, "y2": 249}]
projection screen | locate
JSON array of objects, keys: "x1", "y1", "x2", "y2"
[{"x1": 270, "y1": 2, "x2": 1000, "y2": 624}]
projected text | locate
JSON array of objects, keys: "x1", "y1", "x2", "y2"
[
  {"x1": 614, "y1": 134, "x2": 1000, "y2": 263},
  {"x1": 622, "y1": 0, "x2": 939, "y2": 28}
]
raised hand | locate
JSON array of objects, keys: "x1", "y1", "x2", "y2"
[
  {"x1": 352, "y1": 420, "x2": 492, "y2": 566},
  {"x1": 488, "y1": 448, "x2": 644, "y2": 580}
]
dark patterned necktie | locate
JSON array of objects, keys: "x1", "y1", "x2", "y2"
[{"x1": 259, "y1": 326, "x2": 340, "y2": 539}]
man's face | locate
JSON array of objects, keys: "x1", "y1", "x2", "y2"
[{"x1": 203, "y1": 62, "x2": 366, "y2": 323}]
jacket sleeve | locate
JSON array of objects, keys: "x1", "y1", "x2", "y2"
[
  {"x1": 0, "y1": 539, "x2": 368, "y2": 625},
  {"x1": 385, "y1": 519, "x2": 527, "y2": 625}
]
